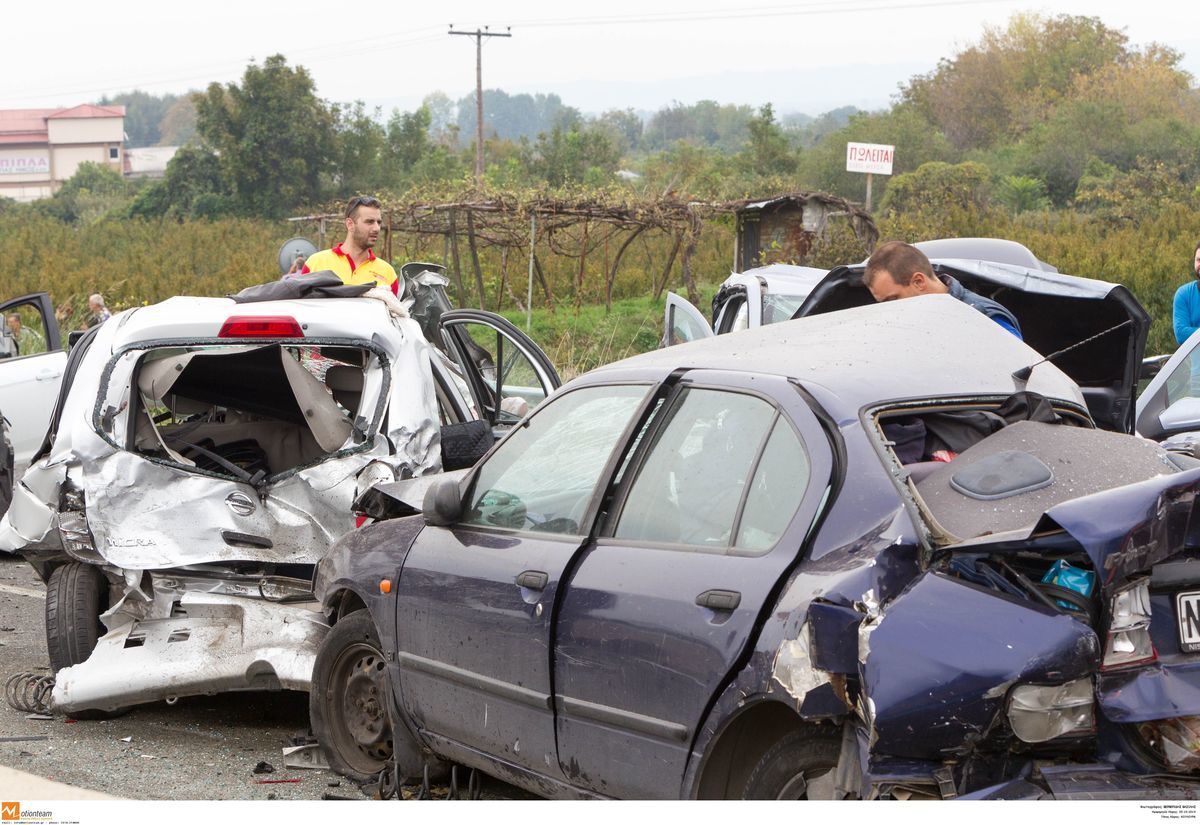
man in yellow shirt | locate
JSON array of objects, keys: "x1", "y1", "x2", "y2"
[{"x1": 302, "y1": 196, "x2": 399, "y2": 295}]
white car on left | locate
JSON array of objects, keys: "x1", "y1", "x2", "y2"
[{"x1": 0, "y1": 292, "x2": 67, "y2": 518}]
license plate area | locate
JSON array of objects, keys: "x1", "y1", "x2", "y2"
[{"x1": 1176, "y1": 591, "x2": 1200, "y2": 652}]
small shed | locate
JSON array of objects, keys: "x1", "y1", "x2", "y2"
[{"x1": 734, "y1": 191, "x2": 876, "y2": 272}]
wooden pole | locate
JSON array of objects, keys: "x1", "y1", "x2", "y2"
[
  {"x1": 526, "y1": 215, "x2": 536, "y2": 330},
  {"x1": 465, "y1": 209, "x2": 486, "y2": 309}
]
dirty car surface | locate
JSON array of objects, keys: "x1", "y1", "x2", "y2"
[
  {"x1": 313, "y1": 296, "x2": 1200, "y2": 799},
  {"x1": 0, "y1": 279, "x2": 560, "y2": 716}
]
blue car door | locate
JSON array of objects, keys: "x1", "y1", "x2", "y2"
[
  {"x1": 552, "y1": 371, "x2": 834, "y2": 798},
  {"x1": 394, "y1": 383, "x2": 652, "y2": 780}
]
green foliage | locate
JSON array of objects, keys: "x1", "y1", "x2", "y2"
[
  {"x1": 457, "y1": 90, "x2": 578, "y2": 144},
  {"x1": 527, "y1": 121, "x2": 622, "y2": 187},
  {"x1": 1075, "y1": 158, "x2": 1197, "y2": 223},
  {"x1": 38, "y1": 163, "x2": 131, "y2": 224},
  {"x1": 194, "y1": 55, "x2": 336, "y2": 218},
  {"x1": 995, "y1": 175, "x2": 1051, "y2": 214},
  {"x1": 98, "y1": 90, "x2": 184, "y2": 148},
  {"x1": 642, "y1": 100, "x2": 755, "y2": 152},
  {"x1": 129, "y1": 146, "x2": 230, "y2": 220},
  {"x1": 880, "y1": 161, "x2": 992, "y2": 218},
  {"x1": 736, "y1": 104, "x2": 797, "y2": 178}
]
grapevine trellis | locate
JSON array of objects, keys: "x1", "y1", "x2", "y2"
[{"x1": 289, "y1": 191, "x2": 876, "y2": 313}]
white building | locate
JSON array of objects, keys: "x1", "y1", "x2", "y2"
[{"x1": 0, "y1": 104, "x2": 125, "y2": 202}]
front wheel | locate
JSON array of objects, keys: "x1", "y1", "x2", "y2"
[
  {"x1": 740, "y1": 725, "x2": 842, "y2": 799},
  {"x1": 310, "y1": 610, "x2": 394, "y2": 782}
]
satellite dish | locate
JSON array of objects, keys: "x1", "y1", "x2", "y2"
[{"x1": 278, "y1": 237, "x2": 318, "y2": 275}]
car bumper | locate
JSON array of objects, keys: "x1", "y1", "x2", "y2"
[{"x1": 51, "y1": 591, "x2": 329, "y2": 713}]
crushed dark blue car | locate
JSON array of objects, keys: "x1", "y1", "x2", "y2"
[{"x1": 310, "y1": 295, "x2": 1200, "y2": 800}]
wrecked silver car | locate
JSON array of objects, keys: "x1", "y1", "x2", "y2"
[{"x1": 0, "y1": 272, "x2": 560, "y2": 715}]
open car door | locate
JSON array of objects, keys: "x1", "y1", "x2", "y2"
[
  {"x1": 0, "y1": 293, "x2": 65, "y2": 474},
  {"x1": 663, "y1": 292, "x2": 714, "y2": 347},
  {"x1": 438, "y1": 309, "x2": 561, "y2": 429},
  {"x1": 1136, "y1": 326, "x2": 1200, "y2": 442}
]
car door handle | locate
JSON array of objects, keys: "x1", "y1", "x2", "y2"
[
  {"x1": 35, "y1": 370, "x2": 62, "y2": 382},
  {"x1": 696, "y1": 589, "x2": 741, "y2": 611},
  {"x1": 516, "y1": 570, "x2": 548, "y2": 591}
]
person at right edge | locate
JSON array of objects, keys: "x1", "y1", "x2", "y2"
[
  {"x1": 301, "y1": 196, "x2": 399, "y2": 295},
  {"x1": 1172, "y1": 241, "x2": 1200, "y2": 347},
  {"x1": 862, "y1": 240, "x2": 1022, "y2": 339}
]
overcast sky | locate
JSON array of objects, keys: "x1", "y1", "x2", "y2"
[{"x1": 3, "y1": 0, "x2": 1197, "y2": 118}]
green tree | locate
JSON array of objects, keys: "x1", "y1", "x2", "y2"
[
  {"x1": 128, "y1": 146, "x2": 231, "y2": 220},
  {"x1": 880, "y1": 160, "x2": 992, "y2": 217},
  {"x1": 98, "y1": 90, "x2": 181, "y2": 147},
  {"x1": 737, "y1": 104, "x2": 797, "y2": 178},
  {"x1": 334, "y1": 101, "x2": 389, "y2": 194},
  {"x1": 158, "y1": 95, "x2": 198, "y2": 145},
  {"x1": 387, "y1": 106, "x2": 433, "y2": 173},
  {"x1": 194, "y1": 55, "x2": 336, "y2": 217},
  {"x1": 995, "y1": 175, "x2": 1051, "y2": 213},
  {"x1": 41, "y1": 162, "x2": 130, "y2": 223},
  {"x1": 528, "y1": 121, "x2": 621, "y2": 187}
]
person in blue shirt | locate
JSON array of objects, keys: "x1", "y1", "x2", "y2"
[
  {"x1": 1172, "y1": 241, "x2": 1200, "y2": 346},
  {"x1": 863, "y1": 241, "x2": 1023, "y2": 339}
]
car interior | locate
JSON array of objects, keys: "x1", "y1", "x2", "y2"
[{"x1": 127, "y1": 344, "x2": 373, "y2": 482}]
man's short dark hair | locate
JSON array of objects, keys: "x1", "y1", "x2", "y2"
[
  {"x1": 345, "y1": 195, "x2": 381, "y2": 218},
  {"x1": 864, "y1": 241, "x2": 934, "y2": 287}
]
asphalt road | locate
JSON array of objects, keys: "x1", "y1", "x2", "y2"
[{"x1": 0, "y1": 557, "x2": 528, "y2": 802}]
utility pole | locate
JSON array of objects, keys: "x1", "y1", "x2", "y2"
[{"x1": 449, "y1": 25, "x2": 511, "y2": 187}]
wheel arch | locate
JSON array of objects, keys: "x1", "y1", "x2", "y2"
[{"x1": 693, "y1": 697, "x2": 817, "y2": 799}]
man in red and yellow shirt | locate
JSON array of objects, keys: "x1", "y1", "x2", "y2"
[{"x1": 302, "y1": 196, "x2": 399, "y2": 295}]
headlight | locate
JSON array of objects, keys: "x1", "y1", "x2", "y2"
[
  {"x1": 1103, "y1": 578, "x2": 1156, "y2": 670},
  {"x1": 1008, "y1": 678, "x2": 1095, "y2": 743}
]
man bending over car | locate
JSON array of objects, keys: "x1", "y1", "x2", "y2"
[{"x1": 863, "y1": 240, "x2": 1022, "y2": 339}]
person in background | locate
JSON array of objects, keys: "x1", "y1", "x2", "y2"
[
  {"x1": 285, "y1": 253, "x2": 307, "y2": 277},
  {"x1": 1172, "y1": 241, "x2": 1200, "y2": 346},
  {"x1": 301, "y1": 196, "x2": 398, "y2": 295},
  {"x1": 6, "y1": 314, "x2": 44, "y2": 354},
  {"x1": 862, "y1": 240, "x2": 1022, "y2": 339},
  {"x1": 86, "y1": 294, "x2": 111, "y2": 328}
]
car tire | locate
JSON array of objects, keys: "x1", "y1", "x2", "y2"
[
  {"x1": 45, "y1": 562, "x2": 108, "y2": 673},
  {"x1": 740, "y1": 725, "x2": 842, "y2": 799},
  {"x1": 310, "y1": 609, "x2": 394, "y2": 782}
]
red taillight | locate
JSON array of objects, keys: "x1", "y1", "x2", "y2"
[{"x1": 218, "y1": 316, "x2": 304, "y2": 338}]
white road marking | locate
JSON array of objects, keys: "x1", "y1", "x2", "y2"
[{"x1": 0, "y1": 582, "x2": 44, "y2": 600}]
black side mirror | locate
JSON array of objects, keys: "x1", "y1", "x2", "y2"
[
  {"x1": 423, "y1": 478, "x2": 464, "y2": 526},
  {"x1": 67, "y1": 330, "x2": 87, "y2": 350}
]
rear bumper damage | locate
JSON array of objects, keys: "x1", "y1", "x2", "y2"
[{"x1": 51, "y1": 587, "x2": 328, "y2": 714}]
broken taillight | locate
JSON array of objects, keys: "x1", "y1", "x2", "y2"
[
  {"x1": 218, "y1": 316, "x2": 304, "y2": 338},
  {"x1": 1102, "y1": 578, "x2": 1157, "y2": 670}
]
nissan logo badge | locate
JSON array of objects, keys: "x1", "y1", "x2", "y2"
[{"x1": 225, "y1": 492, "x2": 256, "y2": 516}]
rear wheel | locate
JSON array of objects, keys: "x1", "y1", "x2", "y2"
[
  {"x1": 740, "y1": 725, "x2": 842, "y2": 799},
  {"x1": 45, "y1": 562, "x2": 107, "y2": 673},
  {"x1": 310, "y1": 610, "x2": 394, "y2": 782}
]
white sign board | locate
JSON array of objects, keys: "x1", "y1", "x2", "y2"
[
  {"x1": 846, "y1": 143, "x2": 894, "y2": 175},
  {"x1": 0, "y1": 156, "x2": 50, "y2": 176}
]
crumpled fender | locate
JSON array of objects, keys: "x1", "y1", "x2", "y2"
[
  {"x1": 860, "y1": 572, "x2": 1099, "y2": 760},
  {"x1": 1039, "y1": 466, "x2": 1200, "y2": 590}
]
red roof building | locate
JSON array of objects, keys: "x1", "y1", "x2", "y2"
[{"x1": 0, "y1": 105, "x2": 125, "y2": 202}]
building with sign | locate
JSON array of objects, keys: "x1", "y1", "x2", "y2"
[{"x1": 0, "y1": 105, "x2": 126, "y2": 202}]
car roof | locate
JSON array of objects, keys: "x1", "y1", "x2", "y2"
[
  {"x1": 725, "y1": 264, "x2": 828, "y2": 296},
  {"x1": 102, "y1": 296, "x2": 407, "y2": 352},
  {"x1": 593, "y1": 295, "x2": 1083, "y2": 413}
]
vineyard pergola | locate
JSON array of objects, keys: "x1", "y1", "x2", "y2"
[{"x1": 288, "y1": 191, "x2": 876, "y2": 315}]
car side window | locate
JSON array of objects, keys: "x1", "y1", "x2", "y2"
[
  {"x1": 463, "y1": 385, "x2": 649, "y2": 536},
  {"x1": 735, "y1": 416, "x2": 810, "y2": 550},
  {"x1": 614, "y1": 388, "x2": 803, "y2": 551}
]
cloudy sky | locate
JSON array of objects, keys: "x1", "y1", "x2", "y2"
[{"x1": 3, "y1": 0, "x2": 1196, "y2": 117}]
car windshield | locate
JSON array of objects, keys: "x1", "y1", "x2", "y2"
[{"x1": 762, "y1": 293, "x2": 806, "y2": 325}]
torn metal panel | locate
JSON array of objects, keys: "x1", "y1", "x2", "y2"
[
  {"x1": 860, "y1": 573, "x2": 1099, "y2": 760},
  {"x1": 51, "y1": 589, "x2": 329, "y2": 713}
]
